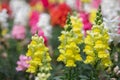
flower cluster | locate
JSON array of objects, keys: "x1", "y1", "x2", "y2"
[
  {"x1": 10, "y1": 0, "x2": 30, "y2": 26},
  {"x1": 84, "y1": 7, "x2": 112, "y2": 68},
  {"x1": 26, "y1": 34, "x2": 52, "y2": 73},
  {"x1": 104, "y1": 17, "x2": 120, "y2": 45},
  {"x1": 0, "y1": 9, "x2": 9, "y2": 36},
  {"x1": 50, "y1": 3, "x2": 71, "y2": 27},
  {"x1": 57, "y1": 15, "x2": 83, "y2": 67},
  {"x1": 37, "y1": 13, "x2": 52, "y2": 39},
  {"x1": 11, "y1": 25, "x2": 26, "y2": 40},
  {"x1": 29, "y1": 11, "x2": 49, "y2": 45},
  {"x1": 0, "y1": 9, "x2": 8, "y2": 27},
  {"x1": 16, "y1": 55, "x2": 31, "y2": 71},
  {"x1": 101, "y1": 0, "x2": 120, "y2": 19},
  {"x1": 80, "y1": 12, "x2": 92, "y2": 35}
]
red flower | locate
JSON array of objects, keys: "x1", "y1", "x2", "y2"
[
  {"x1": 1, "y1": 2, "x2": 11, "y2": 15},
  {"x1": 50, "y1": 3, "x2": 71, "y2": 27}
]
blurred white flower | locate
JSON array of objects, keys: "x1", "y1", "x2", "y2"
[
  {"x1": 65, "y1": 0, "x2": 76, "y2": 9},
  {"x1": 37, "y1": 13, "x2": 52, "y2": 39},
  {"x1": 102, "y1": 0, "x2": 120, "y2": 45},
  {"x1": 10, "y1": 0, "x2": 30, "y2": 26},
  {"x1": 0, "y1": 9, "x2": 8, "y2": 27},
  {"x1": 104, "y1": 17, "x2": 120, "y2": 45},
  {"x1": 10, "y1": 0, "x2": 28, "y2": 16},
  {"x1": 35, "y1": 73, "x2": 50, "y2": 80},
  {"x1": 102, "y1": 0, "x2": 120, "y2": 19},
  {"x1": 14, "y1": 6, "x2": 30, "y2": 26}
]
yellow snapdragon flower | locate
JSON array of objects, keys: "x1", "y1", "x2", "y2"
[
  {"x1": 81, "y1": 0, "x2": 91, "y2": 3},
  {"x1": 89, "y1": 9, "x2": 97, "y2": 23},
  {"x1": 84, "y1": 7, "x2": 112, "y2": 68},
  {"x1": 26, "y1": 34, "x2": 52, "y2": 73},
  {"x1": 57, "y1": 16, "x2": 83, "y2": 67}
]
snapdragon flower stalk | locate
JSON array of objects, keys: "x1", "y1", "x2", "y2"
[
  {"x1": 84, "y1": 6, "x2": 112, "y2": 79},
  {"x1": 57, "y1": 14, "x2": 83, "y2": 79},
  {"x1": 26, "y1": 34, "x2": 52, "y2": 80}
]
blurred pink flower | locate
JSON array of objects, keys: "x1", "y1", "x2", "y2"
[
  {"x1": 117, "y1": 27, "x2": 120, "y2": 34},
  {"x1": 80, "y1": 12, "x2": 92, "y2": 36},
  {"x1": 16, "y1": 55, "x2": 31, "y2": 71},
  {"x1": 29, "y1": 11, "x2": 39, "y2": 27},
  {"x1": 41, "y1": 0, "x2": 49, "y2": 9},
  {"x1": 29, "y1": 11, "x2": 48, "y2": 45},
  {"x1": 75, "y1": 0, "x2": 82, "y2": 11},
  {"x1": 38, "y1": 28, "x2": 48, "y2": 46},
  {"x1": 91, "y1": 0, "x2": 101, "y2": 9},
  {"x1": 11, "y1": 25, "x2": 26, "y2": 40}
]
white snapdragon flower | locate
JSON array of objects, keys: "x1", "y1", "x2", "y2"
[
  {"x1": 104, "y1": 17, "x2": 120, "y2": 45},
  {"x1": 0, "y1": 9, "x2": 8, "y2": 27},
  {"x1": 10, "y1": 0, "x2": 28, "y2": 17},
  {"x1": 37, "y1": 13, "x2": 52, "y2": 39},
  {"x1": 35, "y1": 73, "x2": 50, "y2": 80},
  {"x1": 102, "y1": 0, "x2": 120, "y2": 45},
  {"x1": 65, "y1": 0, "x2": 76, "y2": 9},
  {"x1": 10, "y1": 0, "x2": 30, "y2": 26},
  {"x1": 14, "y1": 6, "x2": 30, "y2": 26},
  {"x1": 102, "y1": 0, "x2": 120, "y2": 19}
]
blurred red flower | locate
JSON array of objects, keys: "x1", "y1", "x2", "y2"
[
  {"x1": 50, "y1": 3, "x2": 71, "y2": 27},
  {"x1": 0, "y1": 2, "x2": 11, "y2": 15}
]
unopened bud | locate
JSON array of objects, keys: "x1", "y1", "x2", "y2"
[
  {"x1": 114, "y1": 66, "x2": 119, "y2": 73},
  {"x1": 114, "y1": 52, "x2": 118, "y2": 62},
  {"x1": 116, "y1": 70, "x2": 120, "y2": 76},
  {"x1": 1, "y1": 52, "x2": 7, "y2": 58}
]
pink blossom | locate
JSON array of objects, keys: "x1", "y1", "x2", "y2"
[
  {"x1": 80, "y1": 12, "x2": 92, "y2": 36},
  {"x1": 16, "y1": 55, "x2": 31, "y2": 71},
  {"x1": 41, "y1": 0, "x2": 49, "y2": 9},
  {"x1": 38, "y1": 28, "x2": 48, "y2": 46},
  {"x1": 75, "y1": 0, "x2": 82, "y2": 11},
  {"x1": 29, "y1": 11, "x2": 39, "y2": 27},
  {"x1": 117, "y1": 27, "x2": 120, "y2": 34},
  {"x1": 29, "y1": 11, "x2": 48, "y2": 45},
  {"x1": 91, "y1": 0, "x2": 101, "y2": 9},
  {"x1": 30, "y1": 25, "x2": 39, "y2": 34},
  {"x1": 11, "y1": 25, "x2": 26, "y2": 40}
]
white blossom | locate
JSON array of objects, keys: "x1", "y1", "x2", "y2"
[
  {"x1": 10, "y1": 0, "x2": 30, "y2": 26},
  {"x1": 65, "y1": 0, "x2": 76, "y2": 9},
  {"x1": 35, "y1": 73, "x2": 50, "y2": 80},
  {"x1": 37, "y1": 13, "x2": 52, "y2": 39},
  {"x1": 104, "y1": 17, "x2": 120, "y2": 45},
  {"x1": 102, "y1": 0, "x2": 120, "y2": 45},
  {"x1": 102, "y1": 0, "x2": 120, "y2": 19},
  {"x1": 0, "y1": 9, "x2": 8, "y2": 27}
]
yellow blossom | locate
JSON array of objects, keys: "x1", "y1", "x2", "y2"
[
  {"x1": 84, "y1": 56, "x2": 95, "y2": 64},
  {"x1": 57, "y1": 16, "x2": 83, "y2": 67},
  {"x1": 89, "y1": 9, "x2": 97, "y2": 23},
  {"x1": 81, "y1": 0, "x2": 91, "y2": 3},
  {"x1": 84, "y1": 8, "x2": 112, "y2": 68},
  {"x1": 26, "y1": 34, "x2": 52, "y2": 73},
  {"x1": 66, "y1": 60, "x2": 76, "y2": 67}
]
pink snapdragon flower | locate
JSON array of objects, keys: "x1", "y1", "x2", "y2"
[
  {"x1": 91, "y1": 0, "x2": 101, "y2": 9},
  {"x1": 16, "y1": 55, "x2": 31, "y2": 71},
  {"x1": 29, "y1": 11, "x2": 39, "y2": 28},
  {"x1": 29, "y1": 11, "x2": 48, "y2": 45},
  {"x1": 80, "y1": 12, "x2": 92, "y2": 36},
  {"x1": 11, "y1": 25, "x2": 26, "y2": 40},
  {"x1": 41, "y1": 0, "x2": 49, "y2": 9},
  {"x1": 117, "y1": 26, "x2": 120, "y2": 34},
  {"x1": 38, "y1": 28, "x2": 48, "y2": 46}
]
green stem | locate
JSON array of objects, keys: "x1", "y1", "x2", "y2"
[{"x1": 69, "y1": 68, "x2": 72, "y2": 80}]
